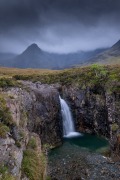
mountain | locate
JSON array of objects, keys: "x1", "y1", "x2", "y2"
[
  {"x1": 1, "y1": 40, "x2": 120, "y2": 69},
  {"x1": 0, "y1": 40, "x2": 120, "y2": 69},
  {"x1": 87, "y1": 40, "x2": 120, "y2": 65},
  {"x1": 0, "y1": 43, "x2": 107, "y2": 69},
  {"x1": 12, "y1": 43, "x2": 49, "y2": 68}
]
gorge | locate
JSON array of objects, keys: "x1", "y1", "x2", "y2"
[{"x1": 0, "y1": 64, "x2": 120, "y2": 179}]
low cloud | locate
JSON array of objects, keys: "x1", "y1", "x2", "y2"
[{"x1": 0, "y1": 0, "x2": 120, "y2": 53}]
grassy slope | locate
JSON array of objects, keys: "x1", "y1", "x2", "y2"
[
  {"x1": 82, "y1": 56, "x2": 120, "y2": 67},
  {"x1": 103, "y1": 57, "x2": 120, "y2": 65},
  {"x1": 0, "y1": 64, "x2": 120, "y2": 93},
  {"x1": 92, "y1": 57, "x2": 120, "y2": 65}
]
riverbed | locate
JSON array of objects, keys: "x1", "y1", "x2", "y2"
[{"x1": 48, "y1": 134, "x2": 120, "y2": 180}]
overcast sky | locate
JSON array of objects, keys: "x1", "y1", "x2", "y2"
[{"x1": 0, "y1": 0, "x2": 120, "y2": 54}]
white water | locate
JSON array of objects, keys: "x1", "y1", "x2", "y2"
[{"x1": 59, "y1": 96, "x2": 81, "y2": 138}]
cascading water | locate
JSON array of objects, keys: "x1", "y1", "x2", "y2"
[{"x1": 59, "y1": 96, "x2": 80, "y2": 138}]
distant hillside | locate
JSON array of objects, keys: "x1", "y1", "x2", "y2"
[
  {"x1": 0, "y1": 43, "x2": 107, "y2": 69},
  {"x1": 87, "y1": 40, "x2": 120, "y2": 65}
]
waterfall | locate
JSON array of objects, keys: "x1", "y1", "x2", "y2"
[{"x1": 59, "y1": 96, "x2": 80, "y2": 138}]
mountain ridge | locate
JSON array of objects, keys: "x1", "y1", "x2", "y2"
[
  {"x1": 111, "y1": 40, "x2": 120, "y2": 49},
  {"x1": 87, "y1": 40, "x2": 120, "y2": 65},
  {"x1": 0, "y1": 40, "x2": 120, "y2": 69}
]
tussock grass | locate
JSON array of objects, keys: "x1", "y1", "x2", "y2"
[
  {"x1": 22, "y1": 137, "x2": 46, "y2": 180},
  {"x1": 0, "y1": 66, "x2": 58, "y2": 77},
  {"x1": 0, "y1": 95, "x2": 14, "y2": 126},
  {"x1": 0, "y1": 123, "x2": 10, "y2": 138},
  {"x1": 0, "y1": 94, "x2": 14, "y2": 138},
  {"x1": 22, "y1": 150, "x2": 46, "y2": 180},
  {"x1": 0, "y1": 64, "x2": 120, "y2": 93}
]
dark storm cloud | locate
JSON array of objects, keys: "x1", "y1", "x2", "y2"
[{"x1": 0, "y1": 0, "x2": 120, "y2": 53}]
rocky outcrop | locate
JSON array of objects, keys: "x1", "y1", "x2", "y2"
[
  {"x1": 0, "y1": 135, "x2": 23, "y2": 179},
  {"x1": 6, "y1": 81, "x2": 62, "y2": 146},
  {"x1": 0, "y1": 81, "x2": 62, "y2": 179},
  {"x1": 61, "y1": 85, "x2": 120, "y2": 158}
]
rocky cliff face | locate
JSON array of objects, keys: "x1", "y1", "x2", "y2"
[
  {"x1": 61, "y1": 85, "x2": 120, "y2": 159},
  {"x1": 0, "y1": 82, "x2": 62, "y2": 179},
  {"x1": 0, "y1": 79, "x2": 120, "y2": 179}
]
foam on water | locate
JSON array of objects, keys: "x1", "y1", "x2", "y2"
[{"x1": 64, "y1": 132, "x2": 83, "y2": 138}]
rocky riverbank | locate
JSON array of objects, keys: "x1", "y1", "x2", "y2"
[{"x1": 48, "y1": 141, "x2": 120, "y2": 180}]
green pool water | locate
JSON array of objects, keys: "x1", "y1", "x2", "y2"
[
  {"x1": 48, "y1": 133, "x2": 109, "y2": 179},
  {"x1": 49, "y1": 133, "x2": 109, "y2": 157},
  {"x1": 64, "y1": 133, "x2": 108, "y2": 151},
  {"x1": 48, "y1": 134, "x2": 120, "y2": 180}
]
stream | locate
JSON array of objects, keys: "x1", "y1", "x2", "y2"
[
  {"x1": 48, "y1": 135, "x2": 120, "y2": 180},
  {"x1": 47, "y1": 97, "x2": 120, "y2": 179}
]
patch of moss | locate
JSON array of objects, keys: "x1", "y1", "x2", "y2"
[
  {"x1": 0, "y1": 95, "x2": 15, "y2": 139},
  {"x1": 13, "y1": 75, "x2": 33, "y2": 81},
  {"x1": 43, "y1": 143, "x2": 54, "y2": 152},
  {"x1": 109, "y1": 85, "x2": 120, "y2": 93},
  {"x1": 0, "y1": 123, "x2": 10, "y2": 138},
  {"x1": 22, "y1": 150, "x2": 46, "y2": 180},
  {"x1": 46, "y1": 177, "x2": 51, "y2": 180},
  {"x1": 8, "y1": 95, "x2": 15, "y2": 99},
  {"x1": 19, "y1": 110, "x2": 28, "y2": 127},
  {"x1": 0, "y1": 165, "x2": 16, "y2": 180},
  {"x1": 19, "y1": 130, "x2": 25, "y2": 139},
  {"x1": 111, "y1": 123, "x2": 119, "y2": 132},
  {"x1": 27, "y1": 137, "x2": 37, "y2": 150},
  {"x1": 0, "y1": 78, "x2": 18, "y2": 88},
  {"x1": 15, "y1": 141, "x2": 21, "y2": 148},
  {"x1": 96, "y1": 146, "x2": 110, "y2": 157},
  {"x1": 0, "y1": 95, "x2": 14, "y2": 126}
]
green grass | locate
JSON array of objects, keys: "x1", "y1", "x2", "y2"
[
  {"x1": 12, "y1": 64, "x2": 119, "y2": 90},
  {"x1": 22, "y1": 150, "x2": 46, "y2": 180},
  {"x1": 0, "y1": 123, "x2": 10, "y2": 138},
  {"x1": 22, "y1": 137, "x2": 46, "y2": 180},
  {"x1": 27, "y1": 137, "x2": 37, "y2": 150},
  {"x1": 0, "y1": 95, "x2": 14, "y2": 126},
  {"x1": 0, "y1": 64, "x2": 119, "y2": 94},
  {"x1": 0, "y1": 77, "x2": 18, "y2": 88},
  {"x1": 0, "y1": 94, "x2": 15, "y2": 138}
]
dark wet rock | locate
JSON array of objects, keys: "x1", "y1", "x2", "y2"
[{"x1": 61, "y1": 85, "x2": 120, "y2": 158}]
